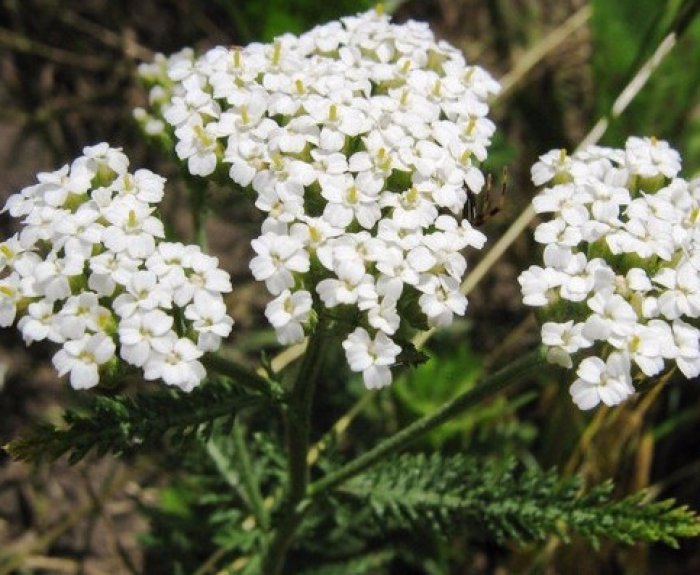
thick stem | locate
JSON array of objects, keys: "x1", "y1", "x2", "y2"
[
  {"x1": 261, "y1": 320, "x2": 329, "y2": 575},
  {"x1": 309, "y1": 347, "x2": 547, "y2": 497}
]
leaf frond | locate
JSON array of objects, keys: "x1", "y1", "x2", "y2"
[
  {"x1": 5, "y1": 377, "x2": 268, "y2": 464},
  {"x1": 335, "y1": 453, "x2": 700, "y2": 548}
]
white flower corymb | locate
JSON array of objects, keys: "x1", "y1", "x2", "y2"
[
  {"x1": 138, "y1": 7, "x2": 500, "y2": 388},
  {"x1": 522, "y1": 137, "x2": 700, "y2": 409},
  {"x1": 0, "y1": 145, "x2": 235, "y2": 392}
]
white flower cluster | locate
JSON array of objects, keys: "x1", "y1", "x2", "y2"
[
  {"x1": 519, "y1": 136, "x2": 700, "y2": 410},
  {"x1": 136, "y1": 8, "x2": 499, "y2": 389},
  {"x1": 0, "y1": 144, "x2": 233, "y2": 391}
]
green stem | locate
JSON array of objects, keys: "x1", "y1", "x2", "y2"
[
  {"x1": 234, "y1": 418, "x2": 270, "y2": 531},
  {"x1": 261, "y1": 320, "x2": 330, "y2": 575},
  {"x1": 309, "y1": 347, "x2": 547, "y2": 497},
  {"x1": 193, "y1": 208, "x2": 208, "y2": 251},
  {"x1": 287, "y1": 323, "x2": 328, "y2": 502}
]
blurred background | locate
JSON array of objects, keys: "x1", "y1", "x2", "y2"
[{"x1": 1, "y1": 0, "x2": 700, "y2": 573}]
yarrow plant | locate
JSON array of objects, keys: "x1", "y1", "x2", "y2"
[
  {"x1": 520, "y1": 136, "x2": 700, "y2": 409},
  {"x1": 135, "y1": 7, "x2": 498, "y2": 388},
  {"x1": 0, "y1": 144, "x2": 233, "y2": 391},
  {"x1": 4, "y1": 6, "x2": 700, "y2": 575}
]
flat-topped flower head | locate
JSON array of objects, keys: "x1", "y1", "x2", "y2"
[
  {"x1": 138, "y1": 8, "x2": 499, "y2": 387},
  {"x1": 520, "y1": 137, "x2": 700, "y2": 409},
  {"x1": 0, "y1": 145, "x2": 235, "y2": 392}
]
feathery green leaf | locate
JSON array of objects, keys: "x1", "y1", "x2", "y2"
[
  {"x1": 336, "y1": 453, "x2": 700, "y2": 547},
  {"x1": 4, "y1": 377, "x2": 268, "y2": 464}
]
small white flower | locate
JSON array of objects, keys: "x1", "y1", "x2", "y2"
[
  {"x1": 184, "y1": 291, "x2": 234, "y2": 351},
  {"x1": 317, "y1": 262, "x2": 374, "y2": 307},
  {"x1": 418, "y1": 275, "x2": 467, "y2": 327},
  {"x1": 52, "y1": 205, "x2": 104, "y2": 259},
  {"x1": 144, "y1": 335, "x2": 206, "y2": 392},
  {"x1": 83, "y1": 143, "x2": 129, "y2": 177},
  {"x1": 118, "y1": 309, "x2": 175, "y2": 367},
  {"x1": 625, "y1": 320, "x2": 671, "y2": 377},
  {"x1": 541, "y1": 321, "x2": 591, "y2": 368},
  {"x1": 255, "y1": 185, "x2": 305, "y2": 224},
  {"x1": 102, "y1": 195, "x2": 164, "y2": 258},
  {"x1": 382, "y1": 186, "x2": 438, "y2": 230},
  {"x1": 531, "y1": 149, "x2": 574, "y2": 186},
  {"x1": 0, "y1": 235, "x2": 27, "y2": 273},
  {"x1": 342, "y1": 327, "x2": 402, "y2": 389},
  {"x1": 250, "y1": 233, "x2": 310, "y2": 296},
  {"x1": 52, "y1": 333, "x2": 116, "y2": 390},
  {"x1": 654, "y1": 263, "x2": 700, "y2": 319},
  {"x1": 672, "y1": 319, "x2": 700, "y2": 378},
  {"x1": 174, "y1": 121, "x2": 220, "y2": 177},
  {"x1": 532, "y1": 184, "x2": 590, "y2": 226},
  {"x1": 375, "y1": 245, "x2": 420, "y2": 287},
  {"x1": 290, "y1": 217, "x2": 344, "y2": 252},
  {"x1": 34, "y1": 253, "x2": 85, "y2": 302},
  {"x1": 569, "y1": 352, "x2": 635, "y2": 410},
  {"x1": 56, "y1": 292, "x2": 112, "y2": 340},
  {"x1": 116, "y1": 169, "x2": 166, "y2": 204},
  {"x1": 145, "y1": 242, "x2": 199, "y2": 288},
  {"x1": 534, "y1": 219, "x2": 582, "y2": 247},
  {"x1": 113, "y1": 270, "x2": 172, "y2": 318},
  {"x1": 0, "y1": 273, "x2": 22, "y2": 327},
  {"x1": 518, "y1": 265, "x2": 561, "y2": 307},
  {"x1": 174, "y1": 251, "x2": 232, "y2": 306},
  {"x1": 319, "y1": 172, "x2": 383, "y2": 229},
  {"x1": 18, "y1": 300, "x2": 63, "y2": 344},
  {"x1": 583, "y1": 292, "x2": 637, "y2": 346},
  {"x1": 360, "y1": 276, "x2": 402, "y2": 335},
  {"x1": 88, "y1": 251, "x2": 141, "y2": 295},
  {"x1": 265, "y1": 289, "x2": 312, "y2": 345},
  {"x1": 626, "y1": 136, "x2": 681, "y2": 180}
]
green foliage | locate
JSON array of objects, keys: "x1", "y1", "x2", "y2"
[
  {"x1": 393, "y1": 347, "x2": 483, "y2": 446},
  {"x1": 135, "y1": 445, "x2": 700, "y2": 573},
  {"x1": 334, "y1": 453, "x2": 700, "y2": 548},
  {"x1": 4, "y1": 376, "x2": 269, "y2": 464},
  {"x1": 296, "y1": 550, "x2": 395, "y2": 575},
  {"x1": 591, "y1": 0, "x2": 700, "y2": 170},
  {"x1": 4, "y1": 3, "x2": 700, "y2": 573},
  {"x1": 142, "y1": 429, "x2": 287, "y2": 573},
  {"x1": 288, "y1": 452, "x2": 700, "y2": 572},
  {"x1": 214, "y1": 0, "x2": 376, "y2": 42},
  {"x1": 392, "y1": 346, "x2": 538, "y2": 449},
  {"x1": 140, "y1": 477, "x2": 226, "y2": 573}
]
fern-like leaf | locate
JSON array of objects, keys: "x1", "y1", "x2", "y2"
[
  {"x1": 4, "y1": 377, "x2": 268, "y2": 464},
  {"x1": 336, "y1": 453, "x2": 700, "y2": 548}
]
